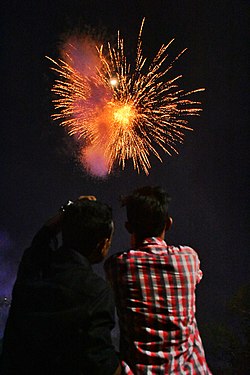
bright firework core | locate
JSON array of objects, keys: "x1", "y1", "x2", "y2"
[
  {"x1": 113, "y1": 103, "x2": 136, "y2": 128},
  {"x1": 48, "y1": 19, "x2": 204, "y2": 176}
]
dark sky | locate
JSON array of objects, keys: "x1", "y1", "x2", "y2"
[{"x1": 1, "y1": 0, "x2": 249, "y2": 342}]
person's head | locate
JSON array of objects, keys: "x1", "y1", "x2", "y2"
[
  {"x1": 62, "y1": 199, "x2": 113, "y2": 263},
  {"x1": 122, "y1": 186, "x2": 172, "y2": 243}
]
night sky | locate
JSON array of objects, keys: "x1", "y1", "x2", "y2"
[{"x1": 1, "y1": 0, "x2": 249, "y2": 371}]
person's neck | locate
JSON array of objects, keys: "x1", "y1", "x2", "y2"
[{"x1": 131, "y1": 230, "x2": 165, "y2": 248}]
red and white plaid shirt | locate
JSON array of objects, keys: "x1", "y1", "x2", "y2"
[{"x1": 105, "y1": 237, "x2": 212, "y2": 374}]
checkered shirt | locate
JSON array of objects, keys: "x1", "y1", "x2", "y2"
[{"x1": 105, "y1": 237, "x2": 212, "y2": 374}]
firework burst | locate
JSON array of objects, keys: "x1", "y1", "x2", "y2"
[{"x1": 47, "y1": 19, "x2": 204, "y2": 175}]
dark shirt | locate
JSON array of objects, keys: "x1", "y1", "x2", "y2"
[{"x1": 1, "y1": 227, "x2": 119, "y2": 375}]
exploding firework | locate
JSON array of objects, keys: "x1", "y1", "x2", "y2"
[{"x1": 47, "y1": 19, "x2": 204, "y2": 176}]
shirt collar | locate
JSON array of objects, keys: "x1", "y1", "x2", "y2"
[
  {"x1": 141, "y1": 237, "x2": 167, "y2": 246},
  {"x1": 59, "y1": 246, "x2": 92, "y2": 267}
]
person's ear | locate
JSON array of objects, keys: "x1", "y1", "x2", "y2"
[
  {"x1": 100, "y1": 237, "x2": 111, "y2": 258},
  {"x1": 125, "y1": 221, "x2": 133, "y2": 234},
  {"x1": 165, "y1": 216, "x2": 173, "y2": 231},
  {"x1": 88, "y1": 237, "x2": 111, "y2": 264}
]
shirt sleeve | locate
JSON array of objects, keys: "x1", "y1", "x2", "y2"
[
  {"x1": 16, "y1": 226, "x2": 55, "y2": 280},
  {"x1": 81, "y1": 285, "x2": 119, "y2": 375},
  {"x1": 31, "y1": 225, "x2": 55, "y2": 246},
  {"x1": 196, "y1": 254, "x2": 203, "y2": 284}
]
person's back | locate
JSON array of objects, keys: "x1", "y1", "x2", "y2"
[
  {"x1": 1, "y1": 197, "x2": 120, "y2": 375},
  {"x1": 105, "y1": 186, "x2": 211, "y2": 374}
]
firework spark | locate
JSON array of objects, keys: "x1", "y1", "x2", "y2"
[{"x1": 48, "y1": 20, "x2": 204, "y2": 176}]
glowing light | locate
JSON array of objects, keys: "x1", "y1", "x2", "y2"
[
  {"x1": 47, "y1": 19, "x2": 204, "y2": 176},
  {"x1": 112, "y1": 103, "x2": 136, "y2": 127},
  {"x1": 110, "y1": 77, "x2": 118, "y2": 86}
]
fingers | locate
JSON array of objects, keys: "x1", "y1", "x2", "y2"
[{"x1": 77, "y1": 195, "x2": 96, "y2": 201}]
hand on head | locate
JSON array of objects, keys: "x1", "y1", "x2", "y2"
[
  {"x1": 45, "y1": 195, "x2": 97, "y2": 234},
  {"x1": 77, "y1": 195, "x2": 97, "y2": 202}
]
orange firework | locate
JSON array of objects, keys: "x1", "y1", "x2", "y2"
[{"x1": 47, "y1": 19, "x2": 204, "y2": 175}]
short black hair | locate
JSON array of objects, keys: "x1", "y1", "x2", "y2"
[
  {"x1": 62, "y1": 199, "x2": 113, "y2": 256},
  {"x1": 122, "y1": 186, "x2": 171, "y2": 239}
]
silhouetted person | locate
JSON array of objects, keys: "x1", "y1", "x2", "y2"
[
  {"x1": 105, "y1": 186, "x2": 211, "y2": 374},
  {"x1": 1, "y1": 196, "x2": 121, "y2": 375}
]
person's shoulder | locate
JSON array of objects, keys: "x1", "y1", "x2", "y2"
[
  {"x1": 104, "y1": 249, "x2": 135, "y2": 268},
  {"x1": 85, "y1": 266, "x2": 109, "y2": 291},
  {"x1": 169, "y1": 244, "x2": 199, "y2": 257},
  {"x1": 106, "y1": 248, "x2": 139, "y2": 261},
  {"x1": 60, "y1": 257, "x2": 109, "y2": 298},
  {"x1": 105, "y1": 251, "x2": 123, "y2": 265}
]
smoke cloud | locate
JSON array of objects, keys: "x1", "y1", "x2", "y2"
[{"x1": 59, "y1": 35, "x2": 113, "y2": 177}]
